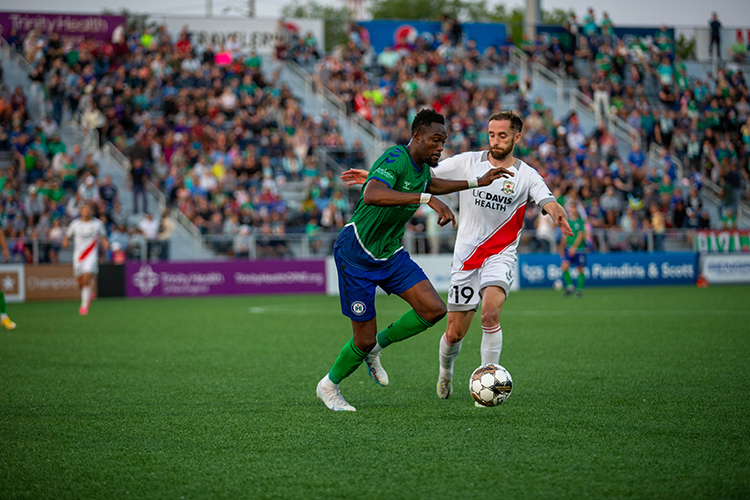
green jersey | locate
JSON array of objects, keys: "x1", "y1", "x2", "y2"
[
  {"x1": 347, "y1": 145, "x2": 432, "y2": 260},
  {"x1": 566, "y1": 217, "x2": 586, "y2": 250}
]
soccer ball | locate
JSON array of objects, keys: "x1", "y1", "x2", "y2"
[
  {"x1": 469, "y1": 364, "x2": 513, "y2": 407},
  {"x1": 553, "y1": 279, "x2": 564, "y2": 291}
]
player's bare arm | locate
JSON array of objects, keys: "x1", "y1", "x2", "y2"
[
  {"x1": 543, "y1": 201, "x2": 574, "y2": 237},
  {"x1": 364, "y1": 180, "x2": 456, "y2": 227},
  {"x1": 428, "y1": 167, "x2": 514, "y2": 195},
  {"x1": 340, "y1": 168, "x2": 367, "y2": 186}
]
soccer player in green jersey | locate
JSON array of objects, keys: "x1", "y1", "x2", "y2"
[
  {"x1": 560, "y1": 203, "x2": 590, "y2": 297},
  {"x1": 0, "y1": 229, "x2": 17, "y2": 330},
  {"x1": 316, "y1": 109, "x2": 511, "y2": 411}
]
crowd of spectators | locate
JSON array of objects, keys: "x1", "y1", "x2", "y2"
[
  {"x1": 306, "y1": 13, "x2": 748, "y2": 248},
  {"x1": 3, "y1": 23, "x2": 365, "y2": 259},
  {"x1": 523, "y1": 10, "x2": 749, "y2": 229},
  {"x1": 3, "y1": 10, "x2": 748, "y2": 262}
]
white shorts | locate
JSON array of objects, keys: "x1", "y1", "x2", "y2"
[
  {"x1": 447, "y1": 254, "x2": 515, "y2": 312},
  {"x1": 73, "y1": 255, "x2": 99, "y2": 277}
]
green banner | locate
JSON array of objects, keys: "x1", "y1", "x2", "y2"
[{"x1": 695, "y1": 231, "x2": 750, "y2": 253}]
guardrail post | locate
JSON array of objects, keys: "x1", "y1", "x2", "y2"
[
  {"x1": 646, "y1": 232, "x2": 654, "y2": 252},
  {"x1": 32, "y1": 240, "x2": 39, "y2": 265}
]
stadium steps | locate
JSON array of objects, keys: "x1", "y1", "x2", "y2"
[
  {"x1": 59, "y1": 118, "x2": 215, "y2": 260},
  {"x1": 271, "y1": 58, "x2": 388, "y2": 169},
  {"x1": 508, "y1": 50, "x2": 746, "y2": 227},
  {"x1": 0, "y1": 40, "x2": 214, "y2": 260}
]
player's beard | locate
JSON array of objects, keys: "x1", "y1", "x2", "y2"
[{"x1": 490, "y1": 143, "x2": 514, "y2": 161}]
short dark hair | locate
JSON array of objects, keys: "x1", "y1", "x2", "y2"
[
  {"x1": 411, "y1": 108, "x2": 445, "y2": 136},
  {"x1": 488, "y1": 111, "x2": 523, "y2": 135}
]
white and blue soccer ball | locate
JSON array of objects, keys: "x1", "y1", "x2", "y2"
[
  {"x1": 553, "y1": 279, "x2": 564, "y2": 291},
  {"x1": 469, "y1": 364, "x2": 513, "y2": 407}
]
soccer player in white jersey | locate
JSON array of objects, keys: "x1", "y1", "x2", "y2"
[
  {"x1": 342, "y1": 111, "x2": 572, "y2": 405},
  {"x1": 62, "y1": 203, "x2": 108, "y2": 316}
]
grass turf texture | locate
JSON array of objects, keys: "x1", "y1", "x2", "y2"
[{"x1": 1, "y1": 285, "x2": 749, "y2": 499}]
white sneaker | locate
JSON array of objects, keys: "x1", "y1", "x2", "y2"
[
  {"x1": 365, "y1": 350, "x2": 389, "y2": 386},
  {"x1": 316, "y1": 377, "x2": 356, "y2": 412},
  {"x1": 437, "y1": 373, "x2": 453, "y2": 399}
]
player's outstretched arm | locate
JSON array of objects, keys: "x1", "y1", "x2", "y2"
[
  {"x1": 543, "y1": 201, "x2": 574, "y2": 237},
  {"x1": 428, "y1": 167, "x2": 514, "y2": 195},
  {"x1": 340, "y1": 169, "x2": 368, "y2": 186},
  {"x1": 363, "y1": 180, "x2": 455, "y2": 226}
]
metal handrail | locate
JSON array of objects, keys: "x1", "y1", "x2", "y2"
[{"x1": 73, "y1": 111, "x2": 205, "y2": 243}]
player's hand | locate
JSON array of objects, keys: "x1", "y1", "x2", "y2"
[
  {"x1": 427, "y1": 196, "x2": 456, "y2": 227},
  {"x1": 340, "y1": 169, "x2": 368, "y2": 186},
  {"x1": 477, "y1": 166, "x2": 514, "y2": 187},
  {"x1": 556, "y1": 213, "x2": 574, "y2": 237},
  {"x1": 567, "y1": 247, "x2": 576, "y2": 257}
]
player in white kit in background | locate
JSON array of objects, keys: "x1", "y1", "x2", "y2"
[
  {"x1": 62, "y1": 203, "x2": 108, "y2": 316},
  {"x1": 341, "y1": 111, "x2": 573, "y2": 405}
]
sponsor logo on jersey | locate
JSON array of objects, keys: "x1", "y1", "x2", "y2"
[
  {"x1": 502, "y1": 181, "x2": 515, "y2": 195},
  {"x1": 351, "y1": 301, "x2": 366, "y2": 315},
  {"x1": 472, "y1": 190, "x2": 514, "y2": 211}
]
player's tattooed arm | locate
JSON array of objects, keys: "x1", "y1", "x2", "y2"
[{"x1": 543, "y1": 201, "x2": 574, "y2": 237}]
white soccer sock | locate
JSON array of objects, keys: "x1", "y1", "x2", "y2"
[
  {"x1": 1, "y1": 313, "x2": 7, "y2": 321},
  {"x1": 321, "y1": 373, "x2": 338, "y2": 389},
  {"x1": 81, "y1": 286, "x2": 92, "y2": 308},
  {"x1": 481, "y1": 324, "x2": 503, "y2": 365},
  {"x1": 368, "y1": 342, "x2": 383, "y2": 357},
  {"x1": 439, "y1": 333, "x2": 462, "y2": 377}
]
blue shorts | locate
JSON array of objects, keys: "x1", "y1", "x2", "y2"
[
  {"x1": 334, "y1": 225, "x2": 428, "y2": 321},
  {"x1": 563, "y1": 252, "x2": 587, "y2": 267}
]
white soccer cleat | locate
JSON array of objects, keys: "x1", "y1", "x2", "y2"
[
  {"x1": 316, "y1": 378, "x2": 356, "y2": 412},
  {"x1": 365, "y1": 351, "x2": 389, "y2": 386},
  {"x1": 436, "y1": 373, "x2": 453, "y2": 399}
]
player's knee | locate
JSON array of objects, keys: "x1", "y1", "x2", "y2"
[
  {"x1": 480, "y1": 309, "x2": 501, "y2": 327},
  {"x1": 421, "y1": 300, "x2": 447, "y2": 325},
  {"x1": 353, "y1": 336, "x2": 377, "y2": 353},
  {"x1": 444, "y1": 327, "x2": 465, "y2": 345}
]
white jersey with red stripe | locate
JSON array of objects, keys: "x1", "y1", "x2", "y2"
[
  {"x1": 431, "y1": 151, "x2": 555, "y2": 271},
  {"x1": 66, "y1": 218, "x2": 106, "y2": 267}
]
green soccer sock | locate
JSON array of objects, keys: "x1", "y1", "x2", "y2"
[
  {"x1": 562, "y1": 269, "x2": 572, "y2": 287},
  {"x1": 577, "y1": 271, "x2": 585, "y2": 290},
  {"x1": 0, "y1": 291, "x2": 6, "y2": 314},
  {"x1": 328, "y1": 338, "x2": 368, "y2": 385},
  {"x1": 376, "y1": 309, "x2": 435, "y2": 348}
]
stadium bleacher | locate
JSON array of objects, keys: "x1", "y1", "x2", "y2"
[{"x1": 1, "y1": 11, "x2": 748, "y2": 263}]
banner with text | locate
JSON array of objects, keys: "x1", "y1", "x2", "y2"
[
  {"x1": 162, "y1": 16, "x2": 324, "y2": 55},
  {"x1": 25, "y1": 264, "x2": 96, "y2": 301},
  {"x1": 0, "y1": 12, "x2": 125, "y2": 43},
  {"x1": 519, "y1": 252, "x2": 697, "y2": 288},
  {"x1": 700, "y1": 254, "x2": 750, "y2": 284},
  {"x1": 358, "y1": 20, "x2": 508, "y2": 54},
  {"x1": 695, "y1": 230, "x2": 750, "y2": 254},
  {"x1": 125, "y1": 260, "x2": 326, "y2": 298}
]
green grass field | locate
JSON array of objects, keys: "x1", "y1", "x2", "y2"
[{"x1": 1, "y1": 285, "x2": 749, "y2": 499}]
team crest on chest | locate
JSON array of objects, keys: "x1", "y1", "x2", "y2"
[{"x1": 502, "y1": 181, "x2": 515, "y2": 195}]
